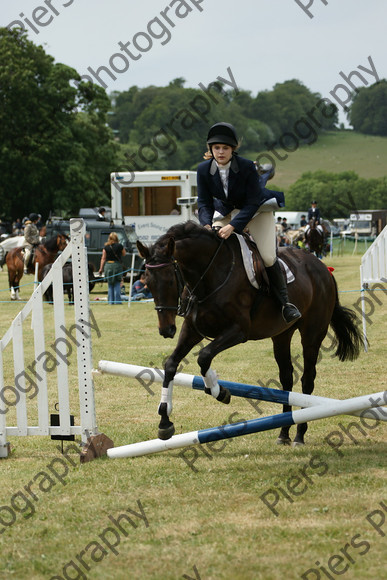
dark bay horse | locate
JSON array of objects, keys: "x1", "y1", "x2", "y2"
[
  {"x1": 305, "y1": 218, "x2": 325, "y2": 258},
  {"x1": 6, "y1": 234, "x2": 68, "y2": 300},
  {"x1": 137, "y1": 222, "x2": 362, "y2": 446}
]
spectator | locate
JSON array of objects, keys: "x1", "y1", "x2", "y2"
[
  {"x1": 98, "y1": 232, "x2": 126, "y2": 304},
  {"x1": 300, "y1": 215, "x2": 308, "y2": 227},
  {"x1": 131, "y1": 273, "x2": 153, "y2": 301},
  {"x1": 13, "y1": 218, "x2": 24, "y2": 235},
  {"x1": 282, "y1": 218, "x2": 291, "y2": 232}
]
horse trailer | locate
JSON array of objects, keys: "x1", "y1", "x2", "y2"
[{"x1": 110, "y1": 171, "x2": 199, "y2": 244}]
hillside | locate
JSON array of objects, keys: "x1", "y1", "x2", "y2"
[{"x1": 245, "y1": 131, "x2": 387, "y2": 191}]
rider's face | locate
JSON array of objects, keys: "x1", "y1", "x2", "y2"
[{"x1": 211, "y1": 144, "x2": 233, "y2": 165}]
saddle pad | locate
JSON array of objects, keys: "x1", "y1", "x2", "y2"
[{"x1": 235, "y1": 234, "x2": 295, "y2": 289}]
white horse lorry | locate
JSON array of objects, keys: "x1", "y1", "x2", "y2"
[{"x1": 110, "y1": 171, "x2": 199, "y2": 244}]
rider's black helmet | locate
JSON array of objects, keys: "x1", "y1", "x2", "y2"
[
  {"x1": 206, "y1": 122, "x2": 238, "y2": 147},
  {"x1": 29, "y1": 213, "x2": 39, "y2": 222}
]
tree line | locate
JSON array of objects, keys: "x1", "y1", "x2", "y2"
[
  {"x1": 0, "y1": 28, "x2": 386, "y2": 221},
  {"x1": 286, "y1": 171, "x2": 387, "y2": 219}
]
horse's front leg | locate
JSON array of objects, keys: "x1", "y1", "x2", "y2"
[
  {"x1": 158, "y1": 322, "x2": 202, "y2": 440},
  {"x1": 197, "y1": 324, "x2": 248, "y2": 406}
]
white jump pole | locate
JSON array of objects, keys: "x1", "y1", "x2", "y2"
[
  {"x1": 107, "y1": 390, "x2": 387, "y2": 459},
  {"x1": 96, "y1": 360, "x2": 387, "y2": 422}
]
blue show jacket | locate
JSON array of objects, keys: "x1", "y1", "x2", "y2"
[
  {"x1": 197, "y1": 155, "x2": 285, "y2": 233},
  {"x1": 308, "y1": 207, "x2": 321, "y2": 222}
]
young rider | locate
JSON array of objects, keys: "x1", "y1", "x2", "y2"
[{"x1": 196, "y1": 122, "x2": 301, "y2": 323}]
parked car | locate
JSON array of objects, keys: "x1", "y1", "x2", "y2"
[{"x1": 44, "y1": 217, "x2": 144, "y2": 282}]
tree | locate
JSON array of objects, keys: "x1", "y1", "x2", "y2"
[
  {"x1": 348, "y1": 81, "x2": 387, "y2": 136},
  {"x1": 108, "y1": 79, "x2": 340, "y2": 172},
  {"x1": 286, "y1": 171, "x2": 387, "y2": 219},
  {"x1": 251, "y1": 80, "x2": 338, "y2": 141},
  {"x1": 0, "y1": 28, "x2": 118, "y2": 220}
]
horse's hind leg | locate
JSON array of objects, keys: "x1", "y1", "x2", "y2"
[
  {"x1": 272, "y1": 329, "x2": 296, "y2": 445},
  {"x1": 9, "y1": 273, "x2": 21, "y2": 301},
  {"x1": 293, "y1": 328, "x2": 327, "y2": 446}
]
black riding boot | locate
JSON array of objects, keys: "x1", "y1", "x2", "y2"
[{"x1": 266, "y1": 260, "x2": 301, "y2": 323}]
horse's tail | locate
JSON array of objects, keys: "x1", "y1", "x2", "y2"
[{"x1": 330, "y1": 277, "x2": 363, "y2": 361}]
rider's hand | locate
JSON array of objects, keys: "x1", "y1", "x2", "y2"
[{"x1": 218, "y1": 225, "x2": 235, "y2": 239}]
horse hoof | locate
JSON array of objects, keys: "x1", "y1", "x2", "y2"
[
  {"x1": 216, "y1": 387, "x2": 231, "y2": 405},
  {"x1": 276, "y1": 437, "x2": 291, "y2": 446},
  {"x1": 158, "y1": 424, "x2": 175, "y2": 441},
  {"x1": 292, "y1": 440, "x2": 305, "y2": 448}
]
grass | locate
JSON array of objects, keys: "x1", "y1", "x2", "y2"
[
  {"x1": 0, "y1": 252, "x2": 386, "y2": 580},
  {"x1": 245, "y1": 131, "x2": 387, "y2": 190}
]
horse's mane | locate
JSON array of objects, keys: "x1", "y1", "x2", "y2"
[{"x1": 153, "y1": 221, "x2": 215, "y2": 251}]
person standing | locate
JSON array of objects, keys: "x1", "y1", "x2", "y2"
[
  {"x1": 98, "y1": 232, "x2": 126, "y2": 304},
  {"x1": 197, "y1": 122, "x2": 301, "y2": 323},
  {"x1": 23, "y1": 213, "x2": 40, "y2": 274}
]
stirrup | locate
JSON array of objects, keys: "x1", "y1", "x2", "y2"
[{"x1": 282, "y1": 302, "x2": 301, "y2": 323}]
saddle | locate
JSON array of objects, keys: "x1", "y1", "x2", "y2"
[
  {"x1": 237, "y1": 232, "x2": 268, "y2": 289},
  {"x1": 235, "y1": 233, "x2": 295, "y2": 290}
]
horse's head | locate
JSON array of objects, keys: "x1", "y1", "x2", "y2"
[
  {"x1": 42, "y1": 233, "x2": 69, "y2": 254},
  {"x1": 57, "y1": 234, "x2": 69, "y2": 251},
  {"x1": 137, "y1": 237, "x2": 180, "y2": 339}
]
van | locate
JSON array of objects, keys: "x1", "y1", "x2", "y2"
[{"x1": 44, "y1": 216, "x2": 144, "y2": 281}]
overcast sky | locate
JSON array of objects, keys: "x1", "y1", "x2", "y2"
[{"x1": 2, "y1": 0, "x2": 386, "y2": 126}]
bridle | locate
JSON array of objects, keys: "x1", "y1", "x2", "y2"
[
  {"x1": 145, "y1": 259, "x2": 185, "y2": 314},
  {"x1": 145, "y1": 238, "x2": 235, "y2": 318}
]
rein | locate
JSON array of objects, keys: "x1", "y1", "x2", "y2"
[{"x1": 145, "y1": 238, "x2": 236, "y2": 323}]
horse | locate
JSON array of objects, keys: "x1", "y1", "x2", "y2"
[
  {"x1": 41, "y1": 262, "x2": 96, "y2": 303},
  {"x1": 285, "y1": 227, "x2": 306, "y2": 247},
  {"x1": 137, "y1": 221, "x2": 362, "y2": 447},
  {"x1": 6, "y1": 234, "x2": 68, "y2": 300},
  {"x1": 304, "y1": 218, "x2": 325, "y2": 258}
]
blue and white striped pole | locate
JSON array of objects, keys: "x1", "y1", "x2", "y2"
[
  {"x1": 107, "y1": 390, "x2": 386, "y2": 459},
  {"x1": 97, "y1": 361, "x2": 387, "y2": 422}
]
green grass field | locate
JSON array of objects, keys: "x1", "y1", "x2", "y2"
[
  {"x1": 0, "y1": 250, "x2": 386, "y2": 580},
  {"x1": 245, "y1": 131, "x2": 387, "y2": 190}
]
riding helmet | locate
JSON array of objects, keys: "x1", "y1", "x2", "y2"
[
  {"x1": 206, "y1": 122, "x2": 238, "y2": 147},
  {"x1": 29, "y1": 213, "x2": 39, "y2": 222}
]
